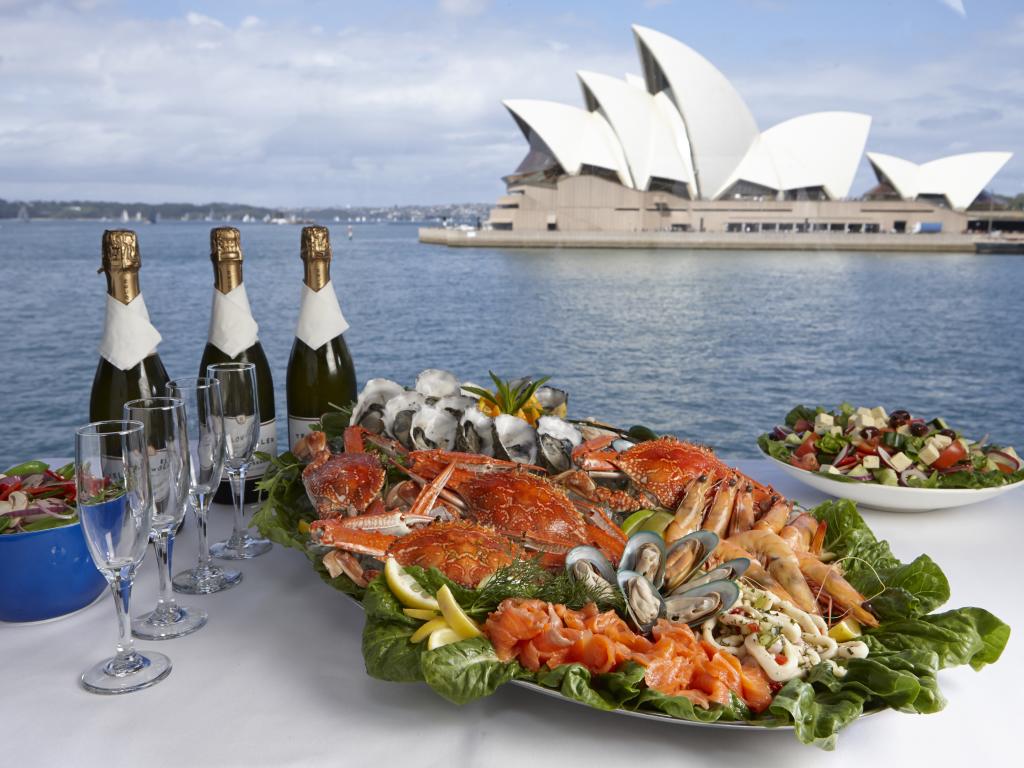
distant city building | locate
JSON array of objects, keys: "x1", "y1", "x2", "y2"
[{"x1": 487, "y1": 25, "x2": 1014, "y2": 236}]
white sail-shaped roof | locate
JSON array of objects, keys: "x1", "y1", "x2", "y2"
[
  {"x1": 503, "y1": 99, "x2": 633, "y2": 187},
  {"x1": 867, "y1": 151, "x2": 1013, "y2": 210},
  {"x1": 722, "y1": 112, "x2": 871, "y2": 199},
  {"x1": 632, "y1": 24, "x2": 759, "y2": 199},
  {"x1": 577, "y1": 70, "x2": 694, "y2": 194}
]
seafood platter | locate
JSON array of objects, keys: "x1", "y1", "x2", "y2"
[{"x1": 252, "y1": 371, "x2": 1009, "y2": 750}]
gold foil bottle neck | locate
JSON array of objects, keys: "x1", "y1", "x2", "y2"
[
  {"x1": 300, "y1": 226, "x2": 332, "y2": 291},
  {"x1": 100, "y1": 229, "x2": 141, "y2": 304},
  {"x1": 210, "y1": 226, "x2": 243, "y2": 294}
]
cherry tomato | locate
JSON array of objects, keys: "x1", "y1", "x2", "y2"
[
  {"x1": 932, "y1": 441, "x2": 967, "y2": 470},
  {"x1": 793, "y1": 419, "x2": 814, "y2": 434}
]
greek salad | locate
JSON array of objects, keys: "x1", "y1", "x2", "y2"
[{"x1": 758, "y1": 405, "x2": 1024, "y2": 489}]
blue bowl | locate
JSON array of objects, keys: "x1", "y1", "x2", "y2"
[{"x1": 0, "y1": 521, "x2": 108, "y2": 622}]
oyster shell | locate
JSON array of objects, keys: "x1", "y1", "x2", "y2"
[
  {"x1": 415, "y1": 369, "x2": 461, "y2": 401},
  {"x1": 409, "y1": 405, "x2": 458, "y2": 451},
  {"x1": 350, "y1": 378, "x2": 404, "y2": 434},
  {"x1": 536, "y1": 415, "x2": 582, "y2": 473},
  {"x1": 383, "y1": 391, "x2": 425, "y2": 448},
  {"x1": 493, "y1": 414, "x2": 539, "y2": 465},
  {"x1": 535, "y1": 386, "x2": 568, "y2": 415},
  {"x1": 457, "y1": 407, "x2": 496, "y2": 456}
]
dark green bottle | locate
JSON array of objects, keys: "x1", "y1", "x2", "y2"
[
  {"x1": 199, "y1": 227, "x2": 277, "y2": 503},
  {"x1": 286, "y1": 226, "x2": 356, "y2": 451},
  {"x1": 89, "y1": 230, "x2": 169, "y2": 422}
]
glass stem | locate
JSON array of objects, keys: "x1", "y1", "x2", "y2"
[
  {"x1": 229, "y1": 466, "x2": 248, "y2": 539},
  {"x1": 111, "y1": 567, "x2": 137, "y2": 661},
  {"x1": 194, "y1": 492, "x2": 212, "y2": 568},
  {"x1": 151, "y1": 531, "x2": 177, "y2": 620}
]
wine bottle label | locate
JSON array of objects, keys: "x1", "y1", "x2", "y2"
[
  {"x1": 98, "y1": 294, "x2": 162, "y2": 370},
  {"x1": 295, "y1": 280, "x2": 349, "y2": 351},
  {"x1": 288, "y1": 416, "x2": 322, "y2": 452},
  {"x1": 208, "y1": 284, "x2": 259, "y2": 357},
  {"x1": 249, "y1": 419, "x2": 278, "y2": 479}
]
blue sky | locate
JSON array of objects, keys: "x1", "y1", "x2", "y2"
[{"x1": 0, "y1": 0, "x2": 1021, "y2": 206}]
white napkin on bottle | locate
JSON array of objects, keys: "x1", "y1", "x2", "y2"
[
  {"x1": 208, "y1": 284, "x2": 259, "y2": 357},
  {"x1": 295, "y1": 280, "x2": 349, "y2": 350},
  {"x1": 98, "y1": 294, "x2": 162, "y2": 371}
]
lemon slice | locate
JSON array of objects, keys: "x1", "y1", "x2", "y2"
[
  {"x1": 410, "y1": 617, "x2": 450, "y2": 644},
  {"x1": 436, "y1": 584, "x2": 482, "y2": 639},
  {"x1": 297, "y1": 520, "x2": 310, "y2": 535},
  {"x1": 403, "y1": 608, "x2": 441, "y2": 621},
  {"x1": 384, "y1": 557, "x2": 439, "y2": 611},
  {"x1": 828, "y1": 617, "x2": 862, "y2": 642},
  {"x1": 639, "y1": 510, "x2": 674, "y2": 535},
  {"x1": 427, "y1": 626, "x2": 464, "y2": 650},
  {"x1": 621, "y1": 509, "x2": 656, "y2": 537}
]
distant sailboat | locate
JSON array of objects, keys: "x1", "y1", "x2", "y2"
[
  {"x1": 17, "y1": 204, "x2": 29, "y2": 222},
  {"x1": 347, "y1": 225, "x2": 353, "y2": 240},
  {"x1": 120, "y1": 209, "x2": 129, "y2": 222}
]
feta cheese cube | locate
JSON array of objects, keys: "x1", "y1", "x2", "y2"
[
  {"x1": 855, "y1": 407, "x2": 872, "y2": 417},
  {"x1": 820, "y1": 464, "x2": 842, "y2": 475},
  {"x1": 828, "y1": 426, "x2": 843, "y2": 436},
  {"x1": 896, "y1": 424, "x2": 912, "y2": 436},
  {"x1": 889, "y1": 452, "x2": 913, "y2": 472},
  {"x1": 919, "y1": 443, "x2": 941, "y2": 466},
  {"x1": 862, "y1": 455, "x2": 880, "y2": 469},
  {"x1": 814, "y1": 413, "x2": 834, "y2": 434},
  {"x1": 852, "y1": 413, "x2": 876, "y2": 431},
  {"x1": 930, "y1": 434, "x2": 953, "y2": 450},
  {"x1": 871, "y1": 406, "x2": 888, "y2": 422}
]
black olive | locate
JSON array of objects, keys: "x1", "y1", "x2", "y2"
[
  {"x1": 939, "y1": 429, "x2": 957, "y2": 439},
  {"x1": 889, "y1": 410, "x2": 911, "y2": 427},
  {"x1": 860, "y1": 427, "x2": 881, "y2": 440},
  {"x1": 909, "y1": 422, "x2": 929, "y2": 437}
]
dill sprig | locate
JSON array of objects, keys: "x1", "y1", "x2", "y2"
[{"x1": 466, "y1": 558, "x2": 624, "y2": 619}]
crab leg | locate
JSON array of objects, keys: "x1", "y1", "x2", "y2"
[
  {"x1": 322, "y1": 551, "x2": 371, "y2": 587},
  {"x1": 407, "y1": 461, "x2": 459, "y2": 517},
  {"x1": 571, "y1": 434, "x2": 620, "y2": 471},
  {"x1": 310, "y1": 519, "x2": 397, "y2": 554}
]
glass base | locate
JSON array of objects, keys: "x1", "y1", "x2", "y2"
[
  {"x1": 172, "y1": 564, "x2": 242, "y2": 595},
  {"x1": 210, "y1": 531, "x2": 272, "y2": 560},
  {"x1": 81, "y1": 650, "x2": 171, "y2": 695},
  {"x1": 131, "y1": 604, "x2": 208, "y2": 640}
]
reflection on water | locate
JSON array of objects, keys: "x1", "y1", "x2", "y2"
[{"x1": 1, "y1": 220, "x2": 1021, "y2": 466}]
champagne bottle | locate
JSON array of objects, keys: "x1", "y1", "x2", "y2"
[
  {"x1": 199, "y1": 227, "x2": 277, "y2": 503},
  {"x1": 286, "y1": 226, "x2": 357, "y2": 451},
  {"x1": 89, "y1": 230, "x2": 169, "y2": 422}
]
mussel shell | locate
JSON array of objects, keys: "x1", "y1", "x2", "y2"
[
  {"x1": 671, "y1": 558, "x2": 750, "y2": 594},
  {"x1": 409, "y1": 405, "x2": 458, "y2": 451},
  {"x1": 617, "y1": 569, "x2": 666, "y2": 634},
  {"x1": 456, "y1": 407, "x2": 495, "y2": 456},
  {"x1": 663, "y1": 530, "x2": 718, "y2": 593},
  {"x1": 493, "y1": 414, "x2": 539, "y2": 465},
  {"x1": 565, "y1": 545, "x2": 616, "y2": 585},
  {"x1": 619, "y1": 531, "x2": 666, "y2": 589},
  {"x1": 414, "y1": 369, "x2": 461, "y2": 401},
  {"x1": 536, "y1": 415, "x2": 582, "y2": 474},
  {"x1": 350, "y1": 378, "x2": 405, "y2": 434},
  {"x1": 383, "y1": 391, "x2": 425, "y2": 448},
  {"x1": 663, "y1": 580, "x2": 739, "y2": 626}
]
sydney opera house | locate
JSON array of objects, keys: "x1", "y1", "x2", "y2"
[{"x1": 483, "y1": 25, "x2": 1013, "y2": 237}]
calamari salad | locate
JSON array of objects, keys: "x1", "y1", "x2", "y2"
[{"x1": 759, "y1": 405, "x2": 1024, "y2": 489}]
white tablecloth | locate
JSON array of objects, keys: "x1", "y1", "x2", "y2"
[{"x1": 2, "y1": 460, "x2": 1019, "y2": 767}]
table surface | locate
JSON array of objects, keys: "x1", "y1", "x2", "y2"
[{"x1": 2, "y1": 460, "x2": 1019, "y2": 768}]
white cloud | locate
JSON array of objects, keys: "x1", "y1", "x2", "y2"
[
  {"x1": 939, "y1": 0, "x2": 966, "y2": 17},
  {"x1": 439, "y1": 0, "x2": 489, "y2": 16}
]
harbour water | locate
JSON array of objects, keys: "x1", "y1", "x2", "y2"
[{"x1": 1, "y1": 220, "x2": 1021, "y2": 468}]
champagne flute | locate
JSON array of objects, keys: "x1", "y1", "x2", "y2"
[
  {"x1": 207, "y1": 362, "x2": 272, "y2": 559},
  {"x1": 168, "y1": 377, "x2": 242, "y2": 594},
  {"x1": 124, "y1": 397, "x2": 207, "y2": 639},
  {"x1": 76, "y1": 420, "x2": 171, "y2": 694}
]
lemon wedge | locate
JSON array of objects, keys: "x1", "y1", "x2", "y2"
[
  {"x1": 384, "y1": 557, "x2": 439, "y2": 611},
  {"x1": 621, "y1": 509, "x2": 656, "y2": 537},
  {"x1": 410, "y1": 617, "x2": 450, "y2": 644},
  {"x1": 828, "y1": 617, "x2": 862, "y2": 642},
  {"x1": 427, "y1": 626, "x2": 464, "y2": 650},
  {"x1": 436, "y1": 584, "x2": 482, "y2": 639},
  {"x1": 639, "y1": 510, "x2": 675, "y2": 536},
  {"x1": 297, "y1": 520, "x2": 310, "y2": 535},
  {"x1": 403, "y1": 608, "x2": 441, "y2": 621}
]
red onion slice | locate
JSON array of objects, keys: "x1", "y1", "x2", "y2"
[{"x1": 988, "y1": 450, "x2": 1021, "y2": 472}]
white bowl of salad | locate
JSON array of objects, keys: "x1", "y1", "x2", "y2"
[{"x1": 758, "y1": 405, "x2": 1024, "y2": 512}]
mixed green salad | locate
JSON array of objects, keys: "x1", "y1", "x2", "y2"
[
  {"x1": 759, "y1": 405, "x2": 1024, "y2": 490},
  {"x1": 0, "y1": 460, "x2": 77, "y2": 535},
  {"x1": 252, "y1": 457, "x2": 1009, "y2": 750}
]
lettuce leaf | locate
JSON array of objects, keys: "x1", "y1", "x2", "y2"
[
  {"x1": 422, "y1": 638, "x2": 523, "y2": 705},
  {"x1": 864, "y1": 607, "x2": 1010, "y2": 671},
  {"x1": 769, "y1": 680, "x2": 865, "y2": 751}
]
